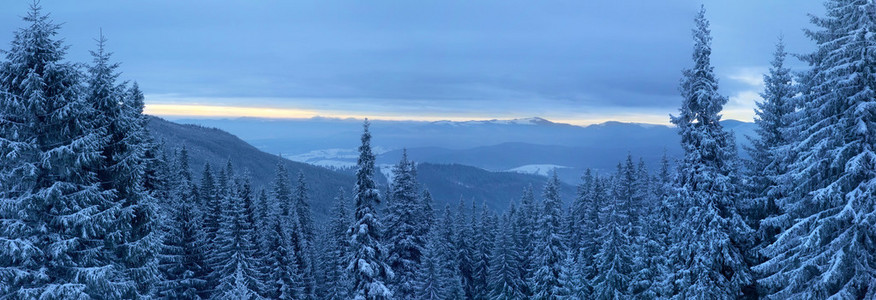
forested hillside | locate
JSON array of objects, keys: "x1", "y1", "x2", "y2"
[{"x1": 1, "y1": 1, "x2": 874, "y2": 299}]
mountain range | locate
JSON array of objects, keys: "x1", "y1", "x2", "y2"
[
  {"x1": 146, "y1": 116, "x2": 576, "y2": 216},
  {"x1": 169, "y1": 116, "x2": 756, "y2": 184}
]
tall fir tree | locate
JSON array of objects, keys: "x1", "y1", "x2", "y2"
[
  {"x1": 471, "y1": 202, "x2": 495, "y2": 300},
  {"x1": 291, "y1": 171, "x2": 315, "y2": 297},
  {"x1": 578, "y1": 170, "x2": 604, "y2": 297},
  {"x1": 384, "y1": 149, "x2": 426, "y2": 300},
  {"x1": 454, "y1": 198, "x2": 476, "y2": 299},
  {"x1": 158, "y1": 148, "x2": 209, "y2": 299},
  {"x1": 512, "y1": 185, "x2": 537, "y2": 297},
  {"x1": 488, "y1": 213, "x2": 525, "y2": 300},
  {"x1": 264, "y1": 214, "x2": 303, "y2": 299},
  {"x1": 293, "y1": 171, "x2": 315, "y2": 243},
  {"x1": 530, "y1": 171, "x2": 567, "y2": 299},
  {"x1": 744, "y1": 39, "x2": 796, "y2": 294},
  {"x1": 325, "y1": 188, "x2": 352, "y2": 300},
  {"x1": 415, "y1": 232, "x2": 446, "y2": 300},
  {"x1": 211, "y1": 173, "x2": 262, "y2": 299},
  {"x1": 756, "y1": 0, "x2": 876, "y2": 298},
  {"x1": 200, "y1": 164, "x2": 220, "y2": 249},
  {"x1": 437, "y1": 205, "x2": 466, "y2": 299},
  {"x1": 747, "y1": 38, "x2": 794, "y2": 247},
  {"x1": 272, "y1": 161, "x2": 292, "y2": 217},
  {"x1": 0, "y1": 4, "x2": 125, "y2": 298},
  {"x1": 666, "y1": 6, "x2": 752, "y2": 298},
  {"x1": 87, "y1": 33, "x2": 161, "y2": 298},
  {"x1": 592, "y1": 174, "x2": 632, "y2": 299},
  {"x1": 569, "y1": 168, "x2": 594, "y2": 260},
  {"x1": 287, "y1": 203, "x2": 314, "y2": 299},
  {"x1": 347, "y1": 120, "x2": 393, "y2": 300}
]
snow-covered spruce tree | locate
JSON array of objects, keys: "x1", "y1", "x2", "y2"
[
  {"x1": 287, "y1": 198, "x2": 315, "y2": 298},
  {"x1": 512, "y1": 185, "x2": 537, "y2": 297},
  {"x1": 488, "y1": 213, "x2": 525, "y2": 300},
  {"x1": 437, "y1": 205, "x2": 466, "y2": 299},
  {"x1": 211, "y1": 173, "x2": 262, "y2": 299},
  {"x1": 272, "y1": 161, "x2": 293, "y2": 217},
  {"x1": 347, "y1": 120, "x2": 393, "y2": 300},
  {"x1": 648, "y1": 153, "x2": 675, "y2": 298},
  {"x1": 569, "y1": 168, "x2": 593, "y2": 260},
  {"x1": 530, "y1": 171, "x2": 567, "y2": 299},
  {"x1": 415, "y1": 231, "x2": 445, "y2": 300},
  {"x1": 755, "y1": 0, "x2": 876, "y2": 298},
  {"x1": 576, "y1": 170, "x2": 603, "y2": 297},
  {"x1": 592, "y1": 171, "x2": 632, "y2": 299},
  {"x1": 630, "y1": 158, "x2": 662, "y2": 299},
  {"x1": 557, "y1": 251, "x2": 585, "y2": 299},
  {"x1": 87, "y1": 33, "x2": 161, "y2": 298},
  {"x1": 414, "y1": 217, "x2": 460, "y2": 300},
  {"x1": 291, "y1": 171, "x2": 316, "y2": 297},
  {"x1": 253, "y1": 188, "x2": 273, "y2": 294},
  {"x1": 293, "y1": 171, "x2": 315, "y2": 243},
  {"x1": 324, "y1": 188, "x2": 352, "y2": 300},
  {"x1": 454, "y1": 198, "x2": 475, "y2": 298},
  {"x1": 0, "y1": 4, "x2": 126, "y2": 298},
  {"x1": 666, "y1": 6, "x2": 752, "y2": 298},
  {"x1": 472, "y1": 202, "x2": 496, "y2": 300},
  {"x1": 200, "y1": 163, "x2": 220, "y2": 243},
  {"x1": 384, "y1": 150, "x2": 426, "y2": 299},
  {"x1": 158, "y1": 147, "x2": 210, "y2": 299},
  {"x1": 264, "y1": 214, "x2": 302, "y2": 299},
  {"x1": 744, "y1": 39, "x2": 795, "y2": 266},
  {"x1": 617, "y1": 155, "x2": 640, "y2": 237}
]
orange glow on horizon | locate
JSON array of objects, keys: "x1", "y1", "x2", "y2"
[{"x1": 144, "y1": 103, "x2": 678, "y2": 126}]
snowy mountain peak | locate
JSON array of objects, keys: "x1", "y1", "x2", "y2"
[{"x1": 431, "y1": 117, "x2": 556, "y2": 126}]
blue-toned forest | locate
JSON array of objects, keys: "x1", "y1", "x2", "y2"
[{"x1": 1, "y1": 1, "x2": 874, "y2": 299}]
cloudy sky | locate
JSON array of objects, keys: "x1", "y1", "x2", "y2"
[{"x1": 0, "y1": 1, "x2": 823, "y2": 125}]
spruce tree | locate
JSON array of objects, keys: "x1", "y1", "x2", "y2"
[
  {"x1": 291, "y1": 171, "x2": 315, "y2": 297},
  {"x1": 0, "y1": 4, "x2": 123, "y2": 298},
  {"x1": 471, "y1": 202, "x2": 495, "y2": 300},
  {"x1": 264, "y1": 215, "x2": 302, "y2": 299},
  {"x1": 384, "y1": 150, "x2": 426, "y2": 299},
  {"x1": 666, "y1": 6, "x2": 752, "y2": 298},
  {"x1": 287, "y1": 204, "x2": 314, "y2": 299},
  {"x1": 87, "y1": 33, "x2": 161, "y2": 298},
  {"x1": 200, "y1": 163, "x2": 220, "y2": 247},
  {"x1": 415, "y1": 233, "x2": 445, "y2": 300},
  {"x1": 530, "y1": 171, "x2": 567, "y2": 299},
  {"x1": 454, "y1": 198, "x2": 475, "y2": 298},
  {"x1": 512, "y1": 185, "x2": 537, "y2": 297},
  {"x1": 272, "y1": 162, "x2": 292, "y2": 217},
  {"x1": 325, "y1": 188, "x2": 352, "y2": 300},
  {"x1": 745, "y1": 39, "x2": 794, "y2": 261},
  {"x1": 437, "y1": 205, "x2": 466, "y2": 299},
  {"x1": 293, "y1": 171, "x2": 315, "y2": 243},
  {"x1": 488, "y1": 214, "x2": 524, "y2": 300},
  {"x1": 592, "y1": 175, "x2": 632, "y2": 299},
  {"x1": 347, "y1": 120, "x2": 393, "y2": 300},
  {"x1": 756, "y1": 0, "x2": 876, "y2": 298},
  {"x1": 211, "y1": 173, "x2": 262, "y2": 299},
  {"x1": 578, "y1": 170, "x2": 603, "y2": 297},
  {"x1": 569, "y1": 169, "x2": 594, "y2": 259},
  {"x1": 159, "y1": 148, "x2": 209, "y2": 299}
]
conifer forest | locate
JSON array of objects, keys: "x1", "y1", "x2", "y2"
[{"x1": 1, "y1": 1, "x2": 875, "y2": 299}]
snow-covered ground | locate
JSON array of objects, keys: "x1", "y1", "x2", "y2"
[{"x1": 506, "y1": 164, "x2": 570, "y2": 177}]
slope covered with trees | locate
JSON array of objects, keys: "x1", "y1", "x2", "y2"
[{"x1": 1, "y1": 1, "x2": 874, "y2": 299}]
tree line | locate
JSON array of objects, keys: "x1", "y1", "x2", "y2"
[{"x1": 1, "y1": 1, "x2": 875, "y2": 299}]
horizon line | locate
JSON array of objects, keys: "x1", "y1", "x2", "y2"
[{"x1": 145, "y1": 103, "x2": 752, "y2": 127}]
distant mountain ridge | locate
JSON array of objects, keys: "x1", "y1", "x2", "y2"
[
  {"x1": 146, "y1": 116, "x2": 575, "y2": 216},
  {"x1": 165, "y1": 116, "x2": 754, "y2": 184}
]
